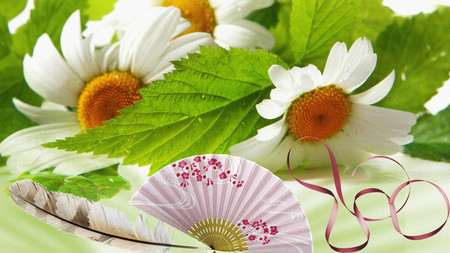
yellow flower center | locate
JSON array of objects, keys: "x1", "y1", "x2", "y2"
[
  {"x1": 77, "y1": 71, "x2": 143, "y2": 130},
  {"x1": 286, "y1": 85, "x2": 350, "y2": 143},
  {"x1": 161, "y1": 0, "x2": 216, "y2": 35}
]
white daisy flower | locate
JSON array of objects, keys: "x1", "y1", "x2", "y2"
[
  {"x1": 84, "y1": 0, "x2": 275, "y2": 50},
  {"x1": 0, "y1": 7, "x2": 215, "y2": 176},
  {"x1": 230, "y1": 38, "x2": 417, "y2": 171}
]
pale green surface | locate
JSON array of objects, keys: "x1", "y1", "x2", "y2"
[{"x1": 1, "y1": 154, "x2": 449, "y2": 252}]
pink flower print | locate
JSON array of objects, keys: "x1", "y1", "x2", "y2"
[
  {"x1": 215, "y1": 161, "x2": 222, "y2": 169},
  {"x1": 242, "y1": 220, "x2": 250, "y2": 225},
  {"x1": 270, "y1": 226, "x2": 279, "y2": 235},
  {"x1": 181, "y1": 172, "x2": 189, "y2": 180},
  {"x1": 248, "y1": 235, "x2": 256, "y2": 241},
  {"x1": 208, "y1": 158, "x2": 217, "y2": 165},
  {"x1": 206, "y1": 178, "x2": 214, "y2": 186},
  {"x1": 263, "y1": 227, "x2": 269, "y2": 233},
  {"x1": 252, "y1": 221, "x2": 260, "y2": 228},
  {"x1": 194, "y1": 156, "x2": 202, "y2": 162},
  {"x1": 196, "y1": 174, "x2": 202, "y2": 181},
  {"x1": 193, "y1": 169, "x2": 200, "y2": 175},
  {"x1": 236, "y1": 181, "x2": 244, "y2": 187},
  {"x1": 219, "y1": 172, "x2": 227, "y2": 179},
  {"x1": 178, "y1": 160, "x2": 187, "y2": 168}
]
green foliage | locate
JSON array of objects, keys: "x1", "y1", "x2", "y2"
[
  {"x1": 86, "y1": 0, "x2": 116, "y2": 20},
  {"x1": 365, "y1": 7, "x2": 450, "y2": 113},
  {"x1": 0, "y1": 0, "x2": 89, "y2": 142},
  {"x1": 11, "y1": 0, "x2": 89, "y2": 55},
  {"x1": 270, "y1": 0, "x2": 295, "y2": 65},
  {"x1": 343, "y1": 0, "x2": 394, "y2": 43},
  {"x1": 12, "y1": 164, "x2": 130, "y2": 202},
  {"x1": 290, "y1": 0, "x2": 359, "y2": 66},
  {"x1": 46, "y1": 47, "x2": 287, "y2": 173},
  {"x1": 246, "y1": 1, "x2": 280, "y2": 29},
  {"x1": 404, "y1": 107, "x2": 450, "y2": 162},
  {"x1": 0, "y1": 15, "x2": 12, "y2": 58},
  {"x1": 0, "y1": 0, "x2": 27, "y2": 21}
]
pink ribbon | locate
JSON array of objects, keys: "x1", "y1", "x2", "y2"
[{"x1": 287, "y1": 137, "x2": 450, "y2": 252}]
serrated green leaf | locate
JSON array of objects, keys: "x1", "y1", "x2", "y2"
[
  {"x1": 290, "y1": 0, "x2": 359, "y2": 66},
  {"x1": 12, "y1": 165, "x2": 130, "y2": 202},
  {"x1": 246, "y1": 1, "x2": 280, "y2": 29},
  {"x1": 404, "y1": 107, "x2": 450, "y2": 162},
  {"x1": 46, "y1": 47, "x2": 287, "y2": 173},
  {"x1": 0, "y1": 0, "x2": 27, "y2": 21},
  {"x1": 11, "y1": 0, "x2": 89, "y2": 56},
  {"x1": 363, "y1": 8, "x2": 450, "y2": 113},
  {"x1": 0, "y1": 14, "x2": 12, "y2": 58}
]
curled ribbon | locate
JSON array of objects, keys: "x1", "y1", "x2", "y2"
[{"x1": 287, "y1": 137, "x2": 450, "y2": 252}]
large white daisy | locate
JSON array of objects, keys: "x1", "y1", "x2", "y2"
[
  {"x1": 85, "y1": 0, "x2": 275, "y2": 50},
  {"x1": 0, "y1": 7, "x2": 214, "y2": 176},
  {"x1": 230, "y1": 38, "x2": 417, "y2": 171}
]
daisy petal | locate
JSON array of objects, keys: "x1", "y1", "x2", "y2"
[
  {"x1": 213, "y1": 20, "x2": 275, "y2": 50},
  {"x1": 258, "y1": 136, "x2": 297, "y2": 172},
  {"x1": 229, "y1": 129, "x2": 284, "y2": 161},
  {"x1": 143, "y1": 32, "x2": 215, "y2": 83},
  {"x1": 213, "y1": 0, "x2": 274, "y2": 23},
  {"x1": 0, "y1": 123, "x2": 80, "y2": 156},
  {"x1": 13, "y1": 98, "x2": 78, "y2": 125},
  {"x1": 343, "y1": 120, "x2": 403, "y2": 155},
  {"x1": 119, "y1": 7, "x2": 183, "y2": 77},
  {"x1": 351, "y1": 70, "x2": 395, "y2": 105},
  {"x1": 322, "y1": 42, "x2": 347, "y2": 85},
  {"x1": 268, "y1": 65, "x2": 292, "y2": 89},
  {"x1": 351, "y1": 104, "x2": 417, "y2": 138},
  {"x1": 60, "y1": 11, "x2": 100, "y2": 82},
  {"x1": 339, "y1": 53, "x2": 377, "y2": 91},
  {"x1": 24, "y1": 35, "x2": 84, "y2": 106},
  {"x1": 289, "y1": 64, "x2": 322, "y2": 91},
  {"x1": 53, "y1": 153, "x2": 122, "y2": 175},
  {"x1": 256, "y1": 118, "x2": 287, "y2": 141},
  {"x1": 7, "y1": 148, "x2": 75, "y2": 175},
  {"x1": 256, "y1": 99, "x2": 287, "y2": 119}
]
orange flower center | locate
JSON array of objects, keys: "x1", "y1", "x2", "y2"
[
  {"x1": 77, "y1": 71, "x2": 143, "y2": 130},
  {"x1": 286, "y1": 85, "x2": 350, "y2": 143},
  {"x1": 161, "y1": 0, "x2": 216, "y2": 35}
]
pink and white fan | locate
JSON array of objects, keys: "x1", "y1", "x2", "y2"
[{"x1": 130, "y1": 154, "x2": 313, "y2": 252}]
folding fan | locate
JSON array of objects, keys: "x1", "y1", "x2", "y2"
[{"x1": 130, "y1": 154, "x2": 313, "y2": 252}]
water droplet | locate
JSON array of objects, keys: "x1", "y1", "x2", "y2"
[
  {"x1": 401, "y1": 72, "x2": 406, "y2": 81},
  {"x1": 198, "y1": 117, "x2": 203, "y2": 123},
  {"x1": 201, "y1": 94, "x2": 206, "y2": 99}
]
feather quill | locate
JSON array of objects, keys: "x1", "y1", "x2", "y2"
[{"x1": 9, "y1": 180, "x2": 199, "y2": 252}]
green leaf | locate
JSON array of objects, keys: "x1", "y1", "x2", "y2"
[
  {"x1": 364, "y1": 8, "x2": 450, "y2": 113},
  {"x1": 0, "y1": 14, "x2": 12, "y2": 58},
  {"x1": 0, "y1": 54, "x2": 39, "y2": 142},
  {"x1": 11, "y1": 0, "x2": 89, "y2": 56},
  {"x1": 343, "y1": 0, "x2": 394, "y2": 43},
  {"x1": 404, "y1": 107, "x2": 450, "y2": 162},
  {"x1": 270, "y1": 0, "x2": 295, "y2": 65},
  {"x1": 12, "y1": 165, "x2": 130, "y2": 202},
  {"x1": 0, "y1": 108, "x2": 35, "y2": 141},
  {"x1": 46, "y1": 47, "x2": 287, "y2": 173},
  {"x1": 246, "y1": 1, "x2": 280, "y2": 29},
  {"x1": 0, "y1": 0, "x2": 27, "y2": 21},
  {"x1": 290, "y1": 0, "x2": 359, "y2": 66},
  {"x1": 0, "y1": 0, "x2": 88, "y2": 141},
  {"x1": 86, "y1": 0, "x2": 116, "y2": 20}
]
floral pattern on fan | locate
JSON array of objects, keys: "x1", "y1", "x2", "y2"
[
  {"x1": 238, "y1": 219, "x2": 279, "y2": 245},
  {"x1": 173, "y1": 155, "x2": 245, "y2": 187}
]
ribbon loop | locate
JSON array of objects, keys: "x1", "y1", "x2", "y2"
[{"x1": 287, "y1": 137, "x2": 450, "y2": 252}]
